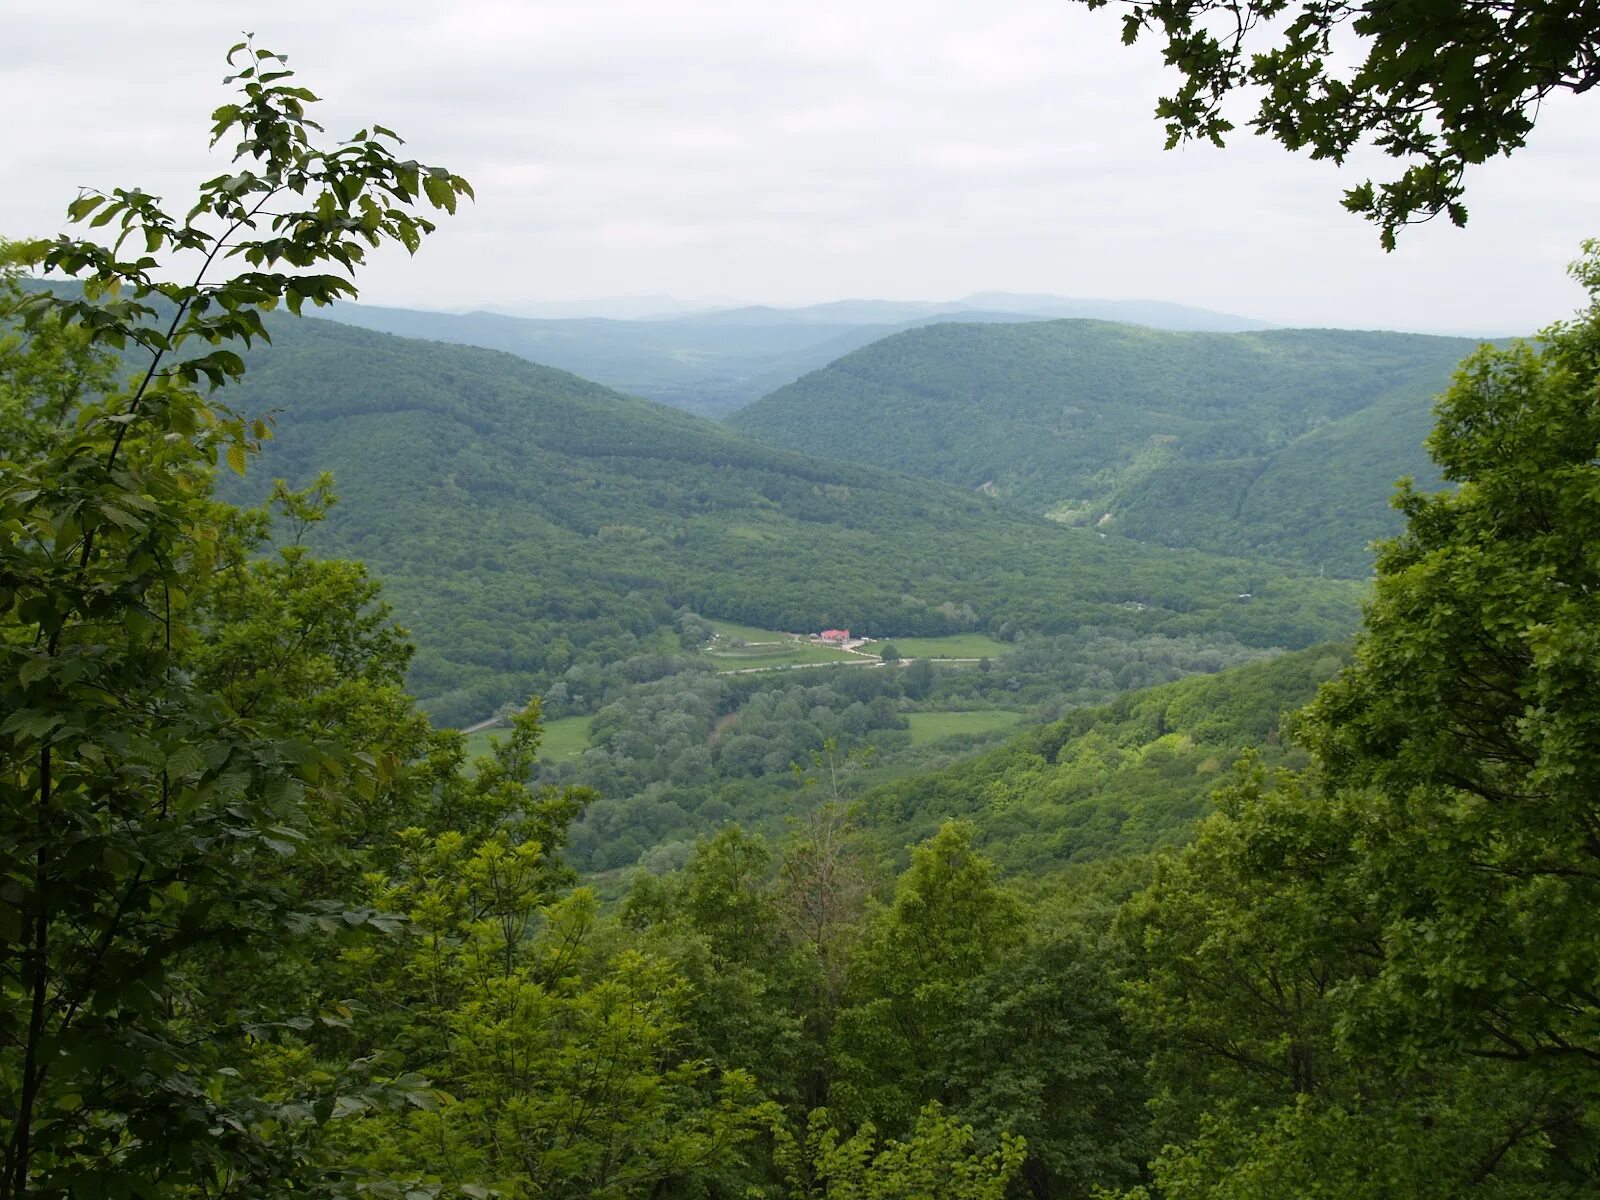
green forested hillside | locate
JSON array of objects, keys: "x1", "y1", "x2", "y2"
[
  {"x1": 730, "y1": 320, "x2": 1487, "y2": 574},
  {"x1": 231, "y1": 318, "x2": 1361, "y2": 725},
  {"x1": 862, "y1": 643, "x2": 1345, "y2": 872}
]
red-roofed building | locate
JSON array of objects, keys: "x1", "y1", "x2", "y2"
[{"x1": 819, "y1": 629, "x2": 851, "y2": 644}]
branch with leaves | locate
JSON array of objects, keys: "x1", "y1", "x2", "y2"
[{"x1": 1085, "y1": 0, "x2": 1600, "y2": 247}]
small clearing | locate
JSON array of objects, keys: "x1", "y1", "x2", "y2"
[
  {"x1": 463, "y1": 715, "x2": 594, "y2": 764},
  {"x1": 890, "y1": 633, "x2": 1010, "y2": 659},
  {"x1": 906, "y1": 710, "x2": 1025, "y2": 745}
]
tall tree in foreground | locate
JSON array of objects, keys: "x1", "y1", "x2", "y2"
[
  {"x1": 344, "y1": 809, "x2": 768, "y2": 1198},
  {"x1": 0, "y1": 43, "x2": 470, "y2": 1198},
  {"x1": 1298, "y1": 243, "x2": 1600, "y2": 1076},
  {"x1": 1119, "y1": 248, "x2": 1600, "y2": 1195}
]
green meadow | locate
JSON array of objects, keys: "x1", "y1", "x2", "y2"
[
  {"x1": 905, "y1": 709, "x2": 1026, "y2": 745},
  {"x1": 465, "y1": 715, "x2": 595, "y2": 764},
  {"x1": 888, "y1": 633, "x2": 1011, "y2": 659}
]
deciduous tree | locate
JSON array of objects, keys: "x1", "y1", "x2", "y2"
[
  {"x1": 1087, "y1": 0, "x2": 1600, "y2": 245},
  {"x1": 1297, "y1": 243, "x2": 1600, "y2": 1072},
  {"x1": 0, "y1": 41, "x2": 469, "y2": 1198},
  {"x1": 1115, "y1": 248, "x2": 1600, "y2": 1194}
]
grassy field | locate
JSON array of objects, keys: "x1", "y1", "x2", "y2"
[
  {"x1": 887, "y1": 633, "x2": 1011, "y2": 659},
  {"x1": 464, "y1": 715, "x2": 594, "y2": 764},
  {"x1": 702, "y1": 621, "x2": 864, "y2": 672},
  {"x1": 906, "y1": 709, "x2": 1025, "y2": 745},
  {"x1": 704, "y1": 644, "x2": 871, "y2": 672},
  {"x1": 707, "y1": 619, "x2": 796, "y2": 644}
]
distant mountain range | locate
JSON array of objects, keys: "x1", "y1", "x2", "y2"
[
  {"x1": 729, "y1": 319, "x2": 1486, "y2": 576},
  {"x1": 472, "y1": 295, "x2": 711, "y2": 320},
  {"x1": 313, "y1": 293, "x2": 1270, "y2": 416},
  {"x1": 682, "y1": 294, "x2": 1273, "y2": 330}
]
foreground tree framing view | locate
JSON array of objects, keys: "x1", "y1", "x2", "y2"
[{"x1": 3, "y1": 11, "x2": 1599, "y2": 1199}]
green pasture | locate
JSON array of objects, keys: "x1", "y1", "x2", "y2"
[
  {"x1": 889, "y1": 633, "x2": 1010, "y2": 659},
  {"x1": 906, "y1": 709, "x2": 1025, "y2": 745},
  {"x1": 704, "y1": 643, "x2": 868, "y2": 672},
  {"x1": 464, "y1": 715, "x2": 594, "y2": 764},
  {"x1": 707, "y1": 619, "x2": 795, "y2": 644}
]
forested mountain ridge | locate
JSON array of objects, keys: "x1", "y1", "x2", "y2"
[
  {"x1": 228, "y1": 316, "x2": 1361, "y2": 725},
  {"x1": 678, "y1": 292, "x2": 1271, "y2": 330},
  {"x1": 312, "y1": 291, "x2": 1270, "y2": 415},
  {"x1": 729, "y1": 319, "x2": 1488, "y2": 574},
  {"x1": 311, "y1": 302, "x2": 889, "y2": 416}
]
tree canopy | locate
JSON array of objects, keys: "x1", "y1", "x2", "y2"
[
  {"x1": 1090, "y1": 0, "x2": 1600, "y2": 246},
  {"x1": 1113, "y1": 244, "x2": 1600, "y2": 1196},
  {"x1": 0, "y1": 41, "x2": 470, "y2": 1198}
]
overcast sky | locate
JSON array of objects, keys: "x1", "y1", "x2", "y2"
[{"x1": 4, "y1": 1, "x2": 1596, "y2": 334}]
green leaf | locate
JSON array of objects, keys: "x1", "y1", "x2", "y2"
[
  {"x1": 96, "y1": 504, "x2": 143, "y2": 529},
  {"x1": 67, "y1": 195, "x2": 107, "y2": 222},
  {"x1": 166, "y1": 744, "x2": 207, "y2": 779},
  {"x1": 422, "y1": 174, "x2": 457, "y2": 214}
]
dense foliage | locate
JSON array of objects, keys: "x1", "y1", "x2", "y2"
[
  {"x1": 732, "y1": 319, "x2": 1480, "y2": 575},
  {"x1": 0, "y1": 46, "x2": 472, "y2": 1198},
  {"x1": 221, "y1": 316, "x2": 1360, "y2": 725},
  {"x1": 1108, "y1": 249, "x2": 1600, "y2": 1195},
  {"x1": 625, "y1": 819, "x2": 1148, "y2": 1199},
  {"x1": 861, "y1": 643, "x2": 1339, "y2": 874}
]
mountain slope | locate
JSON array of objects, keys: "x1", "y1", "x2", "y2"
[
  {"x1": 313, "y1": 293, "x2": 1272, "y2": 416},
  {"x1": 862, "y1": 643, "x2": 1347, "y2": 873},
  {"x1": 311, "y1": 304, "x2": 884, "y2": 416},
  {"x1": 728, "y1": 320, "x2": 1486, "y2": 574},
  {"x1": 229, "y1": 318, "x2": 1361, "y2": 724}
]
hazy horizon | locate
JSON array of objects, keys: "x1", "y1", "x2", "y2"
[
  {"x1": 5, "y1": 1, "x2": 1597, "y2": 337},
  {"x1": 338, "y1": 291, "x2": 1524, "y2": 341}
]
